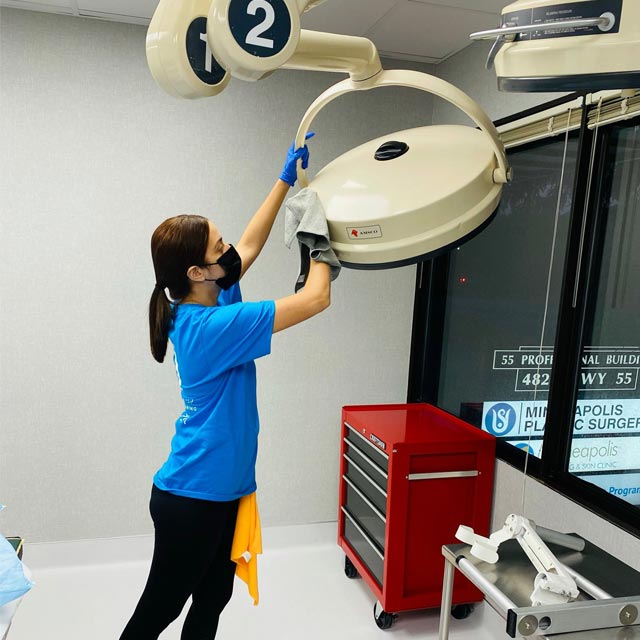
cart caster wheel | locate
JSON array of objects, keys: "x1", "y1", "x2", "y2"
[
  {"x1": 451, "y1": 603, "x2": 473, "y2": 619},
  {"x1": 374, "y1": 602, "x2": 397, "y2": 630},
  {"x1": 344, "y1": 556, "x2": 359, "y2": 579}
]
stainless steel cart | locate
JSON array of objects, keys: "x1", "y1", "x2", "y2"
[{"x1": 438, "y1": 535, "x2": 640, "y2": 639}]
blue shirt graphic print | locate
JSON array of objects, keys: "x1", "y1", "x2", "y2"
[{"x1": 154, "y1": 283, "x2": 275, "y2": 501}]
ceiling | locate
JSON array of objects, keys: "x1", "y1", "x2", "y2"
[{"x1": 0, "y1": 0, "x2": 505, "y2": 64}]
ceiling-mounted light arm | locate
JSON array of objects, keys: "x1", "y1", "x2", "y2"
[
  {"x1": 293, "y1": 69, "x2": 512, "y2": 188},
  {"x1": 283, "y1": 30, "x2": 382, "y2": 82},
  {"x1": 207, "y1": 0, "x2": 382, "y2": 83},
  {"x1": 295, "y1": 0, "x2": 377, "y2": 79}
]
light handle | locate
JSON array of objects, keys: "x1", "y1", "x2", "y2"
[
  {"x1": 294, "y1": 69, "x2": 511, "y2": 188},
  {"x1": 470, "y1": 15, "x2": 614, "y2": 41}
]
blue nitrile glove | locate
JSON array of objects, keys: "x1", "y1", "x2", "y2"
[{"x1": 280, "y1": 132, "x2": 315, "y2": 187}]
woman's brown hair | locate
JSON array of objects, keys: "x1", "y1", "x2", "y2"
[{"x1": 149, "y1": 215, "x2": 209, "y2": 362}]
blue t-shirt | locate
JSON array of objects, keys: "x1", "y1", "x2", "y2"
[{"x1": 153, "y1": 283, "x2": 276, "y2": 501}]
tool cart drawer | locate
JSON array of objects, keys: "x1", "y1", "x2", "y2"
[{"x1": 341, "y1": 507, "x2": 385, "y2": 587}]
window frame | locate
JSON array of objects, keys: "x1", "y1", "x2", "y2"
[{"x1": 407, "y1": 93, "x2": 640, "y2": 538}]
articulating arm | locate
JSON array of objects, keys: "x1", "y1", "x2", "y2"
[{"x1": 456, "y1": 514, "x2": 581, "y2": 607}]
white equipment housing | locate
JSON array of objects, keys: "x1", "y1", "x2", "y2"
[{"x1": 471, "y1": 0, "x2": 640, "y2": 92}]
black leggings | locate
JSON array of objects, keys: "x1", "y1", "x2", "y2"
[{"x1": 120, "y1": 485, "x2": 240, "y2": 640}]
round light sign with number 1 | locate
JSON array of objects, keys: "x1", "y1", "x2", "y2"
[
  {"x1": 186, "y1": 17, "x2": 227, "y2": 85},
  {"x1": 228, "y1": 0, "x2": 292, "y2": 58}
]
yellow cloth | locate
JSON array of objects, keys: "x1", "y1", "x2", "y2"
[{"x1": 231, "y1": 492, "x2": 262, "y2": 605}]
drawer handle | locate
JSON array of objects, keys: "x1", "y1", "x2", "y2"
[
  {"x1": 343, "y1": 475, "x2": 386, "y2": 523},
  {"x1": 341, "y1": 506, "x2": 384, "y2": 561},
  {"x1": 344, "y1": 422, "x2": 390, "y2": 461},
  {"x1": 407, "y1": 470, "x2": 479, "y2": 481},
  {"x1": 344, "y1": 454, "x2": 388, "y2": 499},
  {"x1": 343, "y1": 438, "x2": 389, "y2": 480}
]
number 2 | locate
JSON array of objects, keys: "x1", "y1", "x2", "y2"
[{"x1": 246, "y1": 0, "x2": 275, "y2": 49}]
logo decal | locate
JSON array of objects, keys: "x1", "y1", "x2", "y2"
[
  {"x1": 347, "y1": 225, "x2": 382, "y2": 239},
  {"x1": 484, "y1": 402, "x2": 517, "y2": 436},
  {"x1": 369, "y1": 433, "x2": 386, "y2": 450}
]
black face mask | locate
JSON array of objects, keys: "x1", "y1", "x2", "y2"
[{"x1": 203, "y1": 244, "x2": 242, "y2": 290}]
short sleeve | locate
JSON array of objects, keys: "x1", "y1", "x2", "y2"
[{"x1": 200, "y1": 300, "x2": 275, "y2": 376}]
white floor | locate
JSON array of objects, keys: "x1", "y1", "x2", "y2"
[{"x1": 7, "y1": 523, "x2": 507, "y2": 640}]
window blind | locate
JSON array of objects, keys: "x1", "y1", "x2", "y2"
[{"x1": 497, "y1": 90, "x2": 639, "y2": 149}]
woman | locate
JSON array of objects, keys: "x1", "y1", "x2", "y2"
[{"x1": 120, "y1": 137, "x2": 330, "y2": 640}]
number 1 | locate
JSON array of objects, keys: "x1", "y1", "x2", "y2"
[{"x1": 199, "y1": 32, "x2": 214, "y2": 72}]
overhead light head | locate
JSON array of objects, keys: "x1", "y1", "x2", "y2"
[
  {"x1": 292, "y1": 70, "x2": 510, "y2": 269},
  {"x1": 471, "y1": 0, "x2": 640, "y2": 92}
]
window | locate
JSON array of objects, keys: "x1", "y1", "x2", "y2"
[
  {"x1": 571, "y1": 122, "x2": 640, "y2": 507},
  {"x1": 438, "y1": 136, "x2": 578, "y2": 459},
  {"x1": 408, "y1": 93, "x2": 640, "y2": 535}
]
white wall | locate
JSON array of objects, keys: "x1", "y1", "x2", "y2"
[
  {"x1": 432, "y1": 39, "x2": 567, "y2": 126},
  {"x1": 0, "y1": 8, "x2": 436, "y2": 542},
  {"x1": 434, "y1": 41, "x2": 640, "y2": 572},
  {"x1": 5, "y1": 9, "x2": 636, "y2": 574}
]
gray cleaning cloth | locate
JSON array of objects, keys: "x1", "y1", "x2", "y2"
[{"x1": 284, "y1": 187, "x2": 341, "y2": 281}]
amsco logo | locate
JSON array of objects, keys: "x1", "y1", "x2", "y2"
[{"x1": 485, "y1": 403, "x2": 517, "y2": 436}]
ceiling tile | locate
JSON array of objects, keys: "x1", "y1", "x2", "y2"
[
  {"x1": 2, "y1": 0, "x2": 73, "y2": 9},
  {"x1": 300, "y1": 0, "x2": 400, "y2": 37},
  {"x1": 76, "y1": 0, "x2": 158, "y2": 19},
  {"x1": 3, "y1": 0, "x2": 507, "y2": 65},
  {"x1": 366, "y1": 1, "x2": 499, "y2": 60},
  {"x1": 410, "y1": 0, "x2": 505, "y2": 14}
]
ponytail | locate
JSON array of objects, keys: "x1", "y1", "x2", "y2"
[
  {"x1": 149, "y1": 214, "x2": 209, "y2": 362},
  {"x1": 149, "y1": 285, "x2": 173, "y2": 363}
]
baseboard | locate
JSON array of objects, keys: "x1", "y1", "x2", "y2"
[{"x1": 22, "y1": 521, "x2": 339, "y2": 570}]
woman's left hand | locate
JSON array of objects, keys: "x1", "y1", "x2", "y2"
[{"x1": 279, "y1": 132, "x2": 315, "y2": 187}]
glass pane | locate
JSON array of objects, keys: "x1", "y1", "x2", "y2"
[
  {"x1": 570, "y1": 122, "x2": 640, "y2": 508},
  {"x1": 438, "y1": 135, "x2": 578, "y2": 457}
]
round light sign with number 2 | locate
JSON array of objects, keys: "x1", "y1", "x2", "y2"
[{"x1": 228, "y1": 0, "x2": 292, "y2": 57}]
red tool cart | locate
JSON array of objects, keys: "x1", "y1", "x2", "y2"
[{"x1": 338, "y1": 403, "x2": 495, "y2": 629}]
